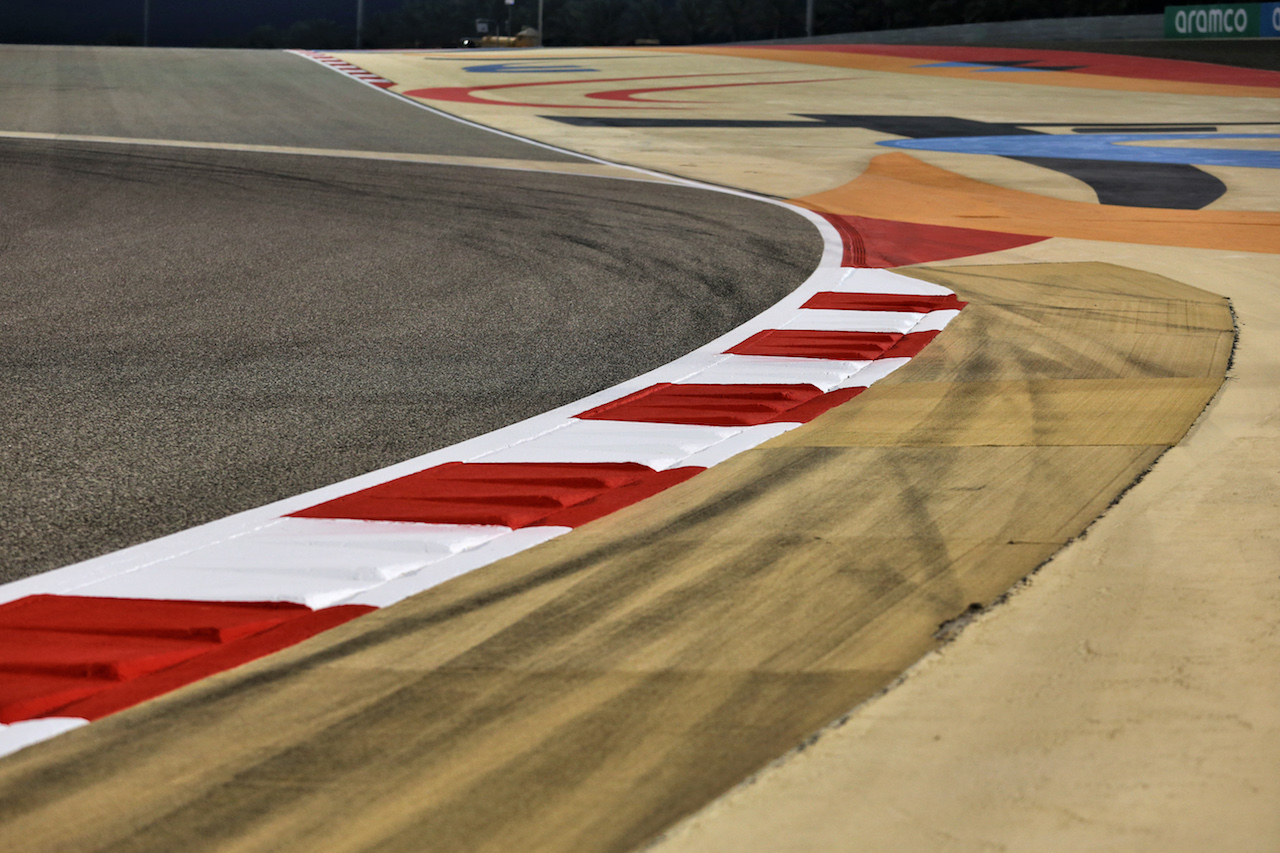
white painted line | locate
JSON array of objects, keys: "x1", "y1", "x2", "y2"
[
  {"x1": 469, "y1": 420, "x2": 746, "y2": 469},
  {"x1": 783, "y1": 309, "x2": 923, "y2": 333},
  {"x1": 0, "y1": 718, "x2": 88, "y2": 760},
  {"x1": 671, "y1": 353, "x2": 872, "y2": 390},
  {"x1": 75, "y1": 566, "x2": 387, "y2": 609},
  {"x1": 832, "y1": 357, "x2": 913, "y2": 389},
  {"x1": 679, "y1": 422, "x2": 800, "y2": 467},
  {"x1": 909, "y1": 309, "x2": 963, "y2": 332},
  {"x1": 342, "y1": 527, "x2": 572, "y2": 607},
  {"x1": 832, "y1": 268, "x2": 958, "y2": 295},
  {"x1": 64, "y1": 519, "x2": 513, "y2": 607}
]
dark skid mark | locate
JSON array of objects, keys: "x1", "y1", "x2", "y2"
[
  {"x1": 541, "y1": 114, "x2": 1036, "y2": 133},
  {"x1": 541, "y1": 115, "x2": 1038, "y2": 134}
]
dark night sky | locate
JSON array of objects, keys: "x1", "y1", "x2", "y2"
[{"x1": 1, "y1": 0, "x2": 406, "y2": 46}]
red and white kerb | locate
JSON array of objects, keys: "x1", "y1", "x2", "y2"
[
  {"x1": 0, "y1": 57, "x2": 966, "y2": 759},
  {"x1": 294, "y1": 51, "x2": 397, "y2": 88}
]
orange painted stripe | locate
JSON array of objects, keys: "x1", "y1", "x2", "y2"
[{"x1": 791, "y1": 152, "x2": 1280, "y2": 255}]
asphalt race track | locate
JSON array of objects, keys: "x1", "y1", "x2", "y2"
[
  {"x1": 1, "y1": 39, "x2": 1277, "y2": 853},
  {"x1": 0, "y1": 47, "x2": 820, "y2": 581},
  {"x1": 0, "y1": 45, "x2": 590, "y2": 158}
]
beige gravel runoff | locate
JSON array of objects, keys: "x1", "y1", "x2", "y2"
[{"x1": 649, "y1": 239, "x2": 1280, "y2": 853}]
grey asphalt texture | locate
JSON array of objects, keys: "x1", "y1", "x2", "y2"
[
  {"x1": 0, "y1": 49, "x2": 822, "y2": 583},
  {"x1": 0, "y1": 44, "x2": 582, "y2": 159}
]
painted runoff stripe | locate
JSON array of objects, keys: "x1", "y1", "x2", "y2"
[
  {"x1": 0, "y1": 54, "x2": 966, "y2": 759},
  {"x1": 294, "y1": 50, "x2": 396, "y2": 88}
]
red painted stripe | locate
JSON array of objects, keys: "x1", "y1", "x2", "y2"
[
  {"x1": 575, "y1": 382, "x2": 866, "y2": 427},
  {"x1": 291, "y1": 461, "x2": 698, "y2": 529},
  {"x1": 538, "y1": 466, "x2": 704, "y2": 527},
  {"x1": 53, "y1": 606, "x2": 373, "y2": 721},
  {"x1": 312, "y1": 59, "x2": 394, "y2": 88},
  {"x1": 802, "y1": 292, "x2": 967, "y2": 313},
  {"x1": 1, "y1": 674, "x2": 105, "y2": 723},
  {"x1": 727, "y1": 329, "x2": 942, "y2": 360},
  {"x1": 822, "y1": 212, "x2": 868, "y2": 266},
  {"x1": 726, "y1": 330, "x2": 883, "y2": 360},
  {"x1": 0, "y1": 628, "x2": 216, "y2": 681},
  {"x1": 0, "y1": 596, "x2": 373, "y2": 723},
  {"x1": 584, "y1": 77, "x2": 840, "y2": 104},
  {"x1": 817, "y1": 212, "x2": 1046, "y2": 267},
  {"x1": 402, "y1": 73, "x2": 727, "y2": 109},
  {"x1": 771, "y1": 385, "x2": 865, "y2": 422},
  {"x1": 772, "y1": 44, "x2": 1280, "y2": 89},
  {"x1": 0, "y1": 594, "x2": 302, "y2": 642},
  {"x1": 883, "y1": 329, "x2": 941, "y2": 358}
]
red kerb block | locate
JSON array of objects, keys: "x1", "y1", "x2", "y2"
[
  {"x1": 576, "y1": 383, "x2": 865, "y2": 427},
  {"x1": 801, "y1": 292, "x2": 967, "y2": 312},
  {"x1": 726, "y1": 329, "x2": 943, "y2": 361},
  {"x1": 0, "y1": 596, "x2": 373, "y2": 723},
  {"x1": 291, "y1": 461, "x2": 705, "y2": 529}
]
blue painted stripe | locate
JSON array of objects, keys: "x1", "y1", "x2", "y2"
[
  {"x1": 465, "y1": 63, "x2": 599, "y2": 73},
  {"x1": 881, "y1": 132, "x2": 1280, "y2": 169}
]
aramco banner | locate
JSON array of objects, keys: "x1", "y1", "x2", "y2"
[{"x1": 1165, "y1": 3, "x2": 1280, "y2": 37}]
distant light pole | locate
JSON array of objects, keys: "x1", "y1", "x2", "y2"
[
  {"x1": 356, "y1": 0, "x2": 365, "y2": 48},
  {"x1": 143, "y1": 0, "x2": 150, "y2": 46},
  {"x1": 538, "y1": 0, "x2": 544, "y2": 45},
  {"x1": 805, "y1": 0, "x2": 813, "y2": 38}
]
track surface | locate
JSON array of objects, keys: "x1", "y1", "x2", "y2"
[
  {"x1": 2, "y1": 41, "x2": 1277, "y2": 853},
  {"x1": 0, "y1": 49, "x2": 819, "y2": 582},
  {"x1": 0, "y1": 45, "x2": 586, "y2": 159}
]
